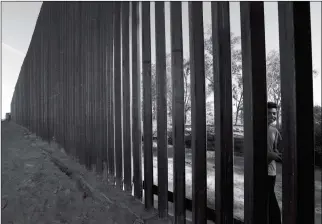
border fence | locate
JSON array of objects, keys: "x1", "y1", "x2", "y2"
[{"x1": 10, "y1": 2, "x2": 317, "y2": 224}]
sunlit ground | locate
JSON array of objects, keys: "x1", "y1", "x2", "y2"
[{"x1": 141, "y1": 142, "x2": 322, "y2": 222}]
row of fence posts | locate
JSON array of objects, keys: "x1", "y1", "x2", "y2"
[{"x1": 11, "y1": 2, "x2": 317, "y2": 224}]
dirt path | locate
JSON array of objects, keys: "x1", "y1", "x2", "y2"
[
  {"x1": 1, "y1": 121, "x2": 120, "y2": 224},
  {"x1": 2, "y1": 121, "x2": 320, "y2": 223},
  {"x1": 2, "y1": 121, "x2": 170, "y2": 224},
  {"x1": 151, "y1": 141, "x2": 322, "y2": 222}
]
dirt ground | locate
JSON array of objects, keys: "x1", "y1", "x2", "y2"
[
  {"x1": 151, "y1": 140, "x2": 322, "y2": 223},
  {"x1": 1, "y1": 121, "x2": 118, "y2": 224},
  {"x1": 1, "y1": 121, "x2": 168, "y2": 224},
  {"x1": 2, "y1": 121, "x2": 320, "y2": 223}
]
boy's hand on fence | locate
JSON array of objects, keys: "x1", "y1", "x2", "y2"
[
  {"x1": 268, "y1": 152, "x2": 282, "y2": 163},
  {"x1": 275, "y1": 152, "x2": 282, "y2": 163},
  {"x1": 272, "y1": 152, "x2": 282, "y2": 163}
]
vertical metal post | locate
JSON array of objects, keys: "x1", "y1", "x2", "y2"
[
  {"x1": 52, "y1": 3, "x2": 58, "y2": 141},
  {"x1": 188, "y1": 2, "x2": 207, "y2": 223},
  {"x1": 97, "y1": 2, "x2": 105, "y2": 172},
  {"x1": 240, "y1": 2, "x2": 268, "y2": 224},
  {"x1": 22, "y1": 67, "x2": 24, "y2": 126},
  {"x1": 27, "y1": 59, "x2": 30, "y2": 129},
  {"x1": 75, "y1": 2, "x2": 82, "y2": 162},
  {"x1": 142, "y1": 1, "x2": 154, "y2": 209},
  {"x1": 65, "y1": 3, "x2": 70, "y2": 153},
  {"x1": 155, "y1": 1, "x2": 168, "y2": 218},
  {"x1": 57, "y1": 3, "x2": 63, "y2": 146},
  {"x1": 48, "y1": 3, "x2": 53, "y2": 141},
  {"x1": 40, "y1": 14, "x2": 45, "y2": 139},
  {"x1": 98, "y1": 3, "x2": 106, "y2": 172},
  {"x1": 85, "y1": 3, "x2": 92, "y2": 169},
  {"x1": 114, "y1": 2, "x2": 123, "y2": 189},
  {"x1": 37, "y1": 14, "x2": 43, "y2": 138},
  {"x1": 99, "y1": 2, "x2": 106, "y2": 172},
  {"x1": 107, "y1": 2, "x2": 115, "y2": 179},
  {"x1": 92, "y1": 3, "x2": 102, "y2": 173},
  {"x1": 29, "y1": 49, "x2": 33, "y2": 132},
  {"x1": 25, "y1": 60, "x2": 28, "y2": 128},
  {"x1": 80, "y1": 2, "x2": 88, "y2": 166},
  {"x1": 41, "y1": 6, "x2": 49, "y2": 141},
  {"x1": 88, "y1": 3, "x2": 94, "y2": 169},
  {"x1": 32, "y1": 48, "x2": 36, "y2": 133},
  {"x1": 68, "y1": 3, "x2": 75, "y2": 156},
  {"x1": 122, "y1": 1, "x2": 132, "y2": 191},
  {"x1": 212, "y1": 2, "x2": 234, "y2": 224},
  {"x1": 170, "y1": 2, "x2": 186, "y2": 222},
  {"x1": 62, "y1": 3, "x2": 67, "y2": 151},
  {"x1": 29, "y1": 56, "x2": 32, "y2": 130},
  {"x1": 45, "y1": 5, "x2": 50, "y2": 141},
  {"x1": 132, "y1": 1, "x2": 143, "y2": 199},
  {"x1": 278, "y1": 2, "x2": 315, "y2": 224}
]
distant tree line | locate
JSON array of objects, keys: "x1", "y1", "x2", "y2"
[{"x1": 143, "y1": 30, "x2": 321, "y2": 167}]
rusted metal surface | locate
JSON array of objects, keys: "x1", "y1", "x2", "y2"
[
  {"x1": 113, "y1": 2, "x2": 123, "y2": 189},
  {"x1": 76, "y1": 2, "x2": 83, "y2": 161},
  {"x1": 212, "y1": 2, "x2": 234, "y2": 224},
  {"x1": 97, "y1": 2, "x2": 107, "y2": 172},
  {"x1": 278, "y1": 2, "x2": 315, "y2": 224},
  {"x1": 9, "y1": 2, "x2": 316, "y2": 224},
  {"x1": 91, "y1": 3, "x2": 102, "y2": 173},
  {"x1": 40, "y1": 4, "x2": 49, "y2": 142},
  {"x1": 141, "y1": 1, "x2": 154, "y2": 209},
  {"x1": 170, "y1": 2, "x2": 186, "y2": 223},
  {"x1": 240, "y1": 2, "x2": 268, "y2": 223},
  {"x1": 131, "y1": 1, "x2": 143, "y2": 200},
  {"x1": 67, "y1": 3, "x2": 74, "y2": 155},
  {"x1": 122, "y1": 1, "x2": 132, "y2": 192},
  {"x1": 61, "y1": 3, "x2": 67, "y2": 153},
  {"x1": 107, "y1": 2, "x2": 115, "y2": 178},
  {"x1": 57, "y1": 3, "x2": 64, "y2": 149},
  {"x1": 85, "y1": 2, "x2": 91, "y2": 169},
  {"x1": 188, "y1": 2, "x2": 207, "y2": 223},
  {"x1": 155, "y1": 1, "x2": 168, "y2": 218}
]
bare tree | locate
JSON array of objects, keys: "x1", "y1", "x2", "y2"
[
  {"x1": 145, "y1": 31, "x2": 320, "y2": 132},
  {"x1": 266, "y1": 50, "x2": 319, "y2": 129},
  {"x1": 182, "y1": 60, "x2": 192, "y2": 125},
  {"x1": 266, "y1": 50, "x2": 282, "y2": 128},
  {"x1": 166, "y1": 58, "x2": 192, "y2": 126},
  {"x1": 204, "y1": 30, "x2": 243, "y2": 125},
  {"x1": 150, "y1": 56, "x2": 192, "y2": 127}
]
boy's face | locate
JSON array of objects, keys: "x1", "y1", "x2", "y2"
[{"x1": 268, "y1": 108, "x2": 277, "y2": 125}]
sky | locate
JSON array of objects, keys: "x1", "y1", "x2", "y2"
[
  {"x1": 1, "y1": 2, "x2": 42, "y2": 118},
  {"x1": 1, "y1": 1, "x2": 321, "y2": 119}
]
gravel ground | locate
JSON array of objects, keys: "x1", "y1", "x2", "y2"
[
  {"x1": 2, "y1": 120, "x2": 320, "y2": 223},
  {"x1": 151, "y1": 140, "x2": 322, "y2": 223},
  {"x1": 1, "y1": 121, "x2": 174, "y2": 224},
  {"x1": 1, "y1": 121, "x2": 125, "y2": 224}
]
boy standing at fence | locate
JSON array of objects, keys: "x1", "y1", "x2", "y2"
[{"x1": 267, "y1": 102, "x2": 282, "y2": 224}]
